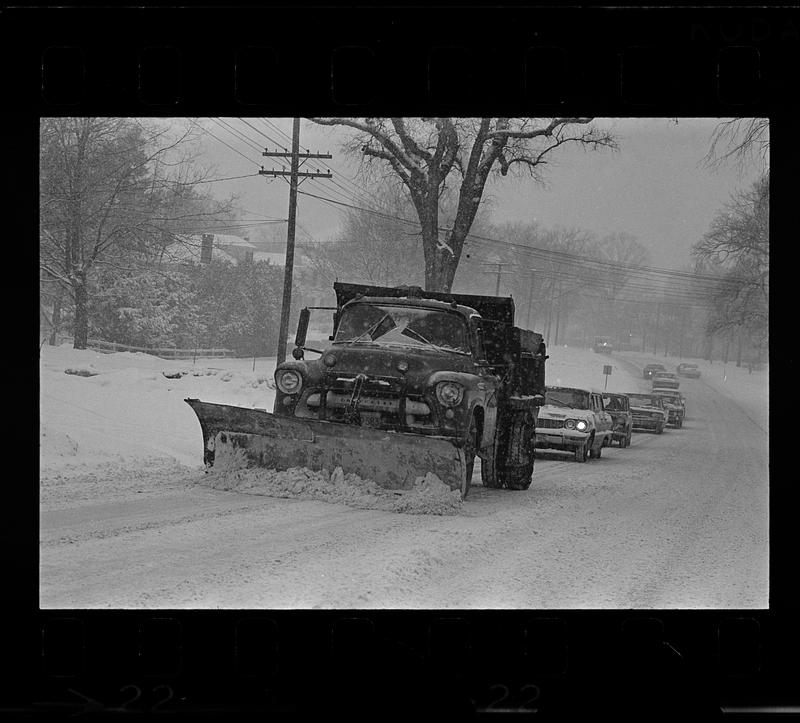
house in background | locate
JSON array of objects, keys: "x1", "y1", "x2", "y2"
[{"x1": 160, "y1": 233, "x2": 257, "y2": 266}]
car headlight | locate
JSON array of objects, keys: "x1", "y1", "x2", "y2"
[
  {"x1": 564, "y1": 419, "x2": 576, "y2": 430},
  {"x1": 435, "y1": 381, "x2": 464, "y2": 407},
  {"x1": 575, "y1": 420, "x2": 588, "y2": 431},
  {"x1": 276, "y1": 369, "x2": 303, "y2": 395}
]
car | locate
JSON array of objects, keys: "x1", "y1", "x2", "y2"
[
  {"x1": 602, "y1": 392, "x2": 633, "y2": 447},
  {"x1": 627, "y1": 393, "x2": 668, "y2": 434},
  {"x1": 593, "y1": 336, "x2": 614, "y2": 354},
  {"x1": 535, "y1": 386, "x2": 614, "y2": 461},
  {"x1": 676, "y1": 362, "x2": 701, "y2": 378},
  {"x1": 651, "y1": 389, "x2": 685, "y2": 428},
  {"x1": 652, "y1": 371, "x2": 680, "y2": 390},
  {"x1": 643, "y1": 363, "x2": 666, "y2": 379}
]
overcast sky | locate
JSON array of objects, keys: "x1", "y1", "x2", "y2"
[{"x1": 190, "y1": 117, "x2": 765, "y2": 270}]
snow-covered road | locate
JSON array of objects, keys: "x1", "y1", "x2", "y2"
[{"x1": 40, "y1": 346, "x2": 768, "y2": 609}]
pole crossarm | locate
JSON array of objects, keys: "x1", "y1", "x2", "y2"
[
  {"x1": 263, "y1": 150, "x2": 332, "y2": 159},
  {"x1": 259, "y1": 169, "x2": 333, "y2": 179}
]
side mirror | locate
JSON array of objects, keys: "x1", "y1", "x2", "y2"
[{"x1": 295, "y1": 307, "x2": 310, "y2": 348}]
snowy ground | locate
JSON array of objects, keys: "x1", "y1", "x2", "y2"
[{"x1": 39, "y1": 342, "x2": 769, "y2": 609}]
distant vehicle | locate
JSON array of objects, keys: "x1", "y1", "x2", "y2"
[
  {"x1": 593, "y1": 336, "x2": 614, "y2": 354},
  {"x1": 535, "y1": 386, "x2": 614, "y2": 462},
  {"x1": 676, "y1": 362, "x2": 701, "y2": 378},
  {"x1": 643, "y1": 363, "x2": 666, "y2": 379},
  {"x1": 651, "y1": 389, "x2": 685, "y2": 428},
  {"x1": 652, "y1": 371, "x2": 680, "y2": 390},
  {"x1": 602, "y1": 392, "x2": 633, "y2": 447},
  {"x1": 627, "y1": 393, "x2": 667, "y2": 434}
]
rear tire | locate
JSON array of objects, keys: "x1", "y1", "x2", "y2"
[
  {"x1": 480, "y1": 422, "x2": 504, "y2": 489},
  {"x1": 656, "y1": 423, "x2": 664, "y2": 434},
  {"x1": 503, "y1": 417, "x2": 534, "y2": 491}
]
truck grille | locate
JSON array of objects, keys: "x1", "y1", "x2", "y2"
[
  {"x1": 294, "y1": 372, "x2": 437, "y2": 431},
  {"x1": 538, "y1": 418, "x2": 565, "y2": 429}
]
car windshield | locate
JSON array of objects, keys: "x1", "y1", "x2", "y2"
[
  {"x1": 629, "y1": 394, "x2": 663, "y2": 408},
  {"x1": 545, "y1": 388, "x2": 589, "y2": 409},
  {"x1": 333, "y1": 303, "x2": 469, "y2": 353}
]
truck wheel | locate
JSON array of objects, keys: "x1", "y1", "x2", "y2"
[
  {"x1": 462, "y1": 416, "x2": 477, "y2": 498},
  {"x1": 503, "y1": 418, "x2": 534, "y2": 491},
  {"x1": 480, "y1": 424, "x2": 504, "y2": 489}
]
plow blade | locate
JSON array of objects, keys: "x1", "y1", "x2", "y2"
[{"x1": 185, "y1": 399, "x2": 467, "y2": 492}]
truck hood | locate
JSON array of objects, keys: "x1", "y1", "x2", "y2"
[
  {"x1": 538, "y1": 404, "x2": 593, "y2": 421},
  {"x1": 303, "y1": 343, "x2": 478, "y2": 380}
]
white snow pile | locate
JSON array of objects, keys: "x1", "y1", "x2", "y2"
[{"x1": 201, "y1": 447, "x2": 463, "y2": 515}]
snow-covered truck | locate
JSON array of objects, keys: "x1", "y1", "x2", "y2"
[{"x1": 186, "y1": 282, "x2": 547, "y2": 499}]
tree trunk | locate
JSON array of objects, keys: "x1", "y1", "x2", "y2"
[
  {"x1": 49, "y1": 284, "x2": 63, "y2": 346},
  {"x1": 73, "y1": 272, "x2": 89, "y2": 350}
]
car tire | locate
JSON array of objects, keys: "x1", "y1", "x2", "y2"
[
  {"x1": 656, "y1": 423, "x2": 664, "y2": 434},
  {"x1": 575, "y1": 440, "x2": 588, "y2": 463},
  {"x1": 625, "y1": 431, "x2": 632, "y2": 447},
  {"x1": 590, "y1": 438, "x2": 602, "y2": 459}
]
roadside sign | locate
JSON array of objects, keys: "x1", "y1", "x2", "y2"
[{"x1": 603, "y1": 364, "x2": 612, "y2": 389}]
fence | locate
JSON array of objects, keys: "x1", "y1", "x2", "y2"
[{"x1": 42, "y1": 334, "x2": 235, "y2": 359}]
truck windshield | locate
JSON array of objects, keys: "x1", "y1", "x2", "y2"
[
  {"x1": 545, "y1": 389, "x2": 589, "y2": 409},
  {"x1": 333, "y1": 303, "x2": 469, "y2": 353}
]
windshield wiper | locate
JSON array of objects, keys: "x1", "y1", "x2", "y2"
[
  {"x1": 345, "y1": 313, "x2": 394, "y2": 346},
  {"x1": 400, "y1": 326, "x2": 462, "y2": 353}
]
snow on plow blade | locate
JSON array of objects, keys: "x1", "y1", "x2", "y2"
[{"x1": 185, "y1": 399, "x2": 467, "y2": 492}]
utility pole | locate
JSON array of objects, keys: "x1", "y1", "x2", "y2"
[
  {"x1": 260, "y1": 119, "x2": 332, "y2": 363},
  {"x1": 525, "y1": 268, "x2": 537, "y2": 330},
  {"x1": 653, "y1": 302, "x2": 661, "y2": 355}
]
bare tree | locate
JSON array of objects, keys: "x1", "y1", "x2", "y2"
[
  {"x1": 308, "y1": 118, "x2": 616, "y2": 292},
  {"x1": 703, "y1": 118, "x2": 769, "y2": 172},
  {"x1": 692, "y1": 175, "x2": 769, "y2": 356},
  {"x1": 39, "y1": 117, "x2": 234, "y2": 349}
]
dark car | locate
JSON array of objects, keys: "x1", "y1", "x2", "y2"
[
  {"x1": 676, "y1": 362, "x2": 701, "y2": 378},
  {"x1": 627, "y1": 393, "x2": 667, "y2": 434},
  {"x1": 602, "y1": 392, "x2": 633, "y2": 447},
  {"x1": 643, "y1": 363, "x2": 666, "y2": 379}
]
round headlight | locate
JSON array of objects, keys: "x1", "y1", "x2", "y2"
[
  {"x1": 397, "y1": 360, "x2": 409, "y2": 373},
  {"x1": 575, "y1": 420, "x2": 588, "y2": 431},
  {"x1": 436, "y1": 381, "x2": 464, "y2": 407},
  {"x1": 564, "y1": 419, "x2": 576, "y2": 430},
  {"x1": 323, "y1": 353, "x2": 337, "y2": 367},
  {"x1": 276, "y1": 369, "x2": 302, "y2": 394}
]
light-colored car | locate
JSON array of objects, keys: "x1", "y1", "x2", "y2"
[
  {"x1": 627, "y1": 393, "x2": 667, "y2": 434},
  {"x1": 535, "y1": 386, "x2": 614, "y2": 462}
]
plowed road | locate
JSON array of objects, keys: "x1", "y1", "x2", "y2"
[{"x1": 40, "y1": 359, "x2": 768, "y2": 609}]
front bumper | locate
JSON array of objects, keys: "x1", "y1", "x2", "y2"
[
  {"x1": 631, "y1": 415, "x2": 663, "y2": 430},
  {"x1": 534, "y1": 429, "x2": 591, "y2": 451}
]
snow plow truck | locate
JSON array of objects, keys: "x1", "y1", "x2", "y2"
[{"x1": 186, "y1": 282, "x2": 547, "y2": 498}]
